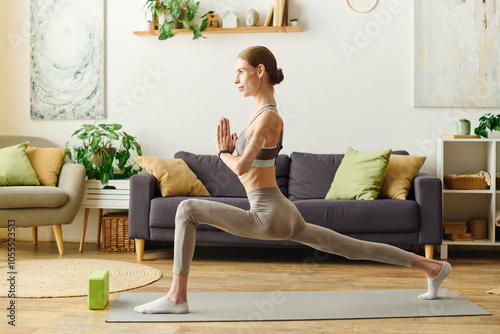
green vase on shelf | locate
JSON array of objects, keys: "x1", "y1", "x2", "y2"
[{"x1": 456, "y1": 119, "x2": 471, "y2": 135}]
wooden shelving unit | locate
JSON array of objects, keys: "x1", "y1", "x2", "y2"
[{"x1": 133, "y1": 25, "x2": 301, "y2": 36}]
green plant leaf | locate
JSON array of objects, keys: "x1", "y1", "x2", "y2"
[
  {"x1": 134, "y1": 142, "x2": 143, "y2": 156},
  {"x1": 201, "y1": 10, "x2": 214, "y2": 19},
  {"x1": 180, "y1": 19, "x2": 190, "y2": 29},
  {"x1": 486, "y1": 117, "x2": 498, "y2": 130},
  {"x1": 159, "y1": 20, "x2": 175, "y2": 39},
  {"x1": 101, "y1": 173, "x2": 110, "y2": 185},
  {"x1": 67, "y1": 152, "x2": 72, "y2": 162},
  {"x1": 116, "y1": 150, "x2": 131, "y2": 169},
  {"x1": 475, "y1": 127, "x2": 489, "y2": 138},
  {"x1": 191, "y1": 24, "x2": 206, "y2": 40},
  {"x1": 77, "y1": 132, "x2": 90, "y2": 140},
  {"x1": 105, "y1": 132, "x2": 119, "y2": 141},
  {"x1": 200, "y1": 17, "x2": 209, "y2": 31},
  {"x1": 90, "y1": 136, "x2": 102, "y2": 152},
  {"x1": 71, "y1": 128, "x2": 84, "y2": 137},
  {"x1": 123, "y1": 136, "x2": 131, "y2": 150},
  {"x1": 171, "y1": 7, "x2": 181, "y2": 19},
  {"x1": 83, "y1": 124, "x2": 98, "y2": 131}
]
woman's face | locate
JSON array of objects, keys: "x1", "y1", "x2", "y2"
[{"x1": 234, "y1": 57, "x2": 261, "y2": 98}]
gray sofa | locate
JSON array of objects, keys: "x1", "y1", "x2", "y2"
[{"x1": 129, "y1": 151, "x2": 442, "y2": 261}]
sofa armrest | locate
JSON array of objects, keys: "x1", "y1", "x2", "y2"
[
  {"x1": 57, "y1": 162, "x2": 86, "y2": 212},
  {"x1": 129, "y1": 173, "x2": 159, "y2": 240},
  {"x1": 412, "y1": 173, "x2": 442, "y2": 245}
]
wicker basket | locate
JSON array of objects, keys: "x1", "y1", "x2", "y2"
[
  {"x1": 101, "y1": 213, "x2": 135, "y2": 252},
  {"x1": 443, "y1": 175, "x2": 488, "y2": 190},
  {"x1": 469, "y1": 218, "x2": 488, "y2": 239}
]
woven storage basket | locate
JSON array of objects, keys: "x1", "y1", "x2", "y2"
[
  {"x1": 469, "y1": 218, "x2": 488, "y2": 239},
  {"x1": 101, "y1": 213, "x2": 135, "y2": 252},
  {"x1": 443, "y1": 175, "x2": 488, "y2": 190}
]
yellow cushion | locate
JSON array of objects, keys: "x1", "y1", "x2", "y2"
[
  {"x1": 136, "y1": 156, "x2": 210, "y2": 197},
  {"x1": 25, "y1": 147, "x2": 66, "y2": 186},
  {"x1": 380, "y1": 155, "x2": 426, "y2": 200}
]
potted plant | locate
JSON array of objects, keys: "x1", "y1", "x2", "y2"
[
  {"x1": 456, "y1": 118, "x2": 471, "y2": 135},
  {"x1": 474, "y1": 113, "x2": 500, "y2": 138},
  {"x1": 290, "y1": 18, "x2": 299, "y2": 26},
  {"x1": 144, "y1": 0, "x2": 214, "y2": 40},
  {"x1": 66, "y1": 123, "x2": 143, "y2": 185}
]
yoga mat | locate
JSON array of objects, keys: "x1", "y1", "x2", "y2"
[{"x1": 106, "y1": 289, "x2": 490, "y2": 322}]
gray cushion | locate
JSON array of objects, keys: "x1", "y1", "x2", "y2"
[
  {"x1": 288, "y1": 152, "x2": 344, "y2": 201},
  {"x1": 0, "y1": 186, "x2": 68, "y2": 208},
  {"x1": 292, "y1": 198, "x2": 419, "y2": 234},
  {"x1": 174, "y1": 151, "x2": 290, "y2": 197},
  {"x1": 275, "y1": 155, "x2": 291, "y2": 197},
  {"x1": 150, "y1": 196, "x2": 250, "y2": 231}
]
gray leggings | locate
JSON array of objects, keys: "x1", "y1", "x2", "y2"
[{"x1": 173, "y1": 187, "x2": 415, "y2": 275}]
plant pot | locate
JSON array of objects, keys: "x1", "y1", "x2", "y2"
[
  {"x1": 456, "y1": 121, "x2": 471, "y2": 135},
  {"x1": 290, "y1": 21, "x2": 299, "y2": 26},
  {"x1": 159, "y1": 10, "x2": 185, "y2": 30},
  {"x1": 93, "y1": 147, "x2": 116, "y2": 167},
  {"x1": 173, "y1": 10, "x2": 186, "y2": 29}
]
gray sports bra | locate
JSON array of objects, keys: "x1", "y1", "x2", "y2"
[{"x1": 234, "y1": 104, "x2": 283, "y2": 168}]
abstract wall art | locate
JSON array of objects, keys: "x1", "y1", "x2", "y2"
[
  {"x1": 30, "y1": 0, "x2": 104, "y2": 119},
  {"x1": 414, "y1": 0, "x2": 500, "y2": 108}
]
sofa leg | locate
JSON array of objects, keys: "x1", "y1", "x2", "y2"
[
  {"x1": 52, "y1": 225, "x2": 64, "y2": 255},
  {"x1": 31, "y1": 227, "x2": 38, "y2": 244},
  {"x1": 135, "y1": 239, "x2": 145, "y2": 261},
  {"x1": 425, "y1": 245, "x2": 434, "y2": 259}
]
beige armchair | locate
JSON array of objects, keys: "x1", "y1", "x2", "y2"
[{"x1": 0, "y1": 135, "x2": 86, "y2": 255}]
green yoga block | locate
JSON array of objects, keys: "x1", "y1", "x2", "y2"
[{"x1": 88, "y1": 270, "x2": 109, "y2": 310}]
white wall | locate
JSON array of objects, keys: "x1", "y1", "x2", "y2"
[{"x1": 0, "y1": 0, "x2": 485, "y2": 242}]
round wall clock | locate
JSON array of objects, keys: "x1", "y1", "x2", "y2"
[{"x1": 346, "y1": 0, "x2": 378, "y2": 13}]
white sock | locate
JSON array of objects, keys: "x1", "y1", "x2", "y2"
[
  {"x1": 418, "y1": 262, "x2": 452, "y2": 300},
  {"x1": 134, "y1": 296, "x2": 189, "y2": 314}
]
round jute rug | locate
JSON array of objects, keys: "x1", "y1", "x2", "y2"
[{"x1": 0, "y1": 259, "x2": 162, "y2": 298}]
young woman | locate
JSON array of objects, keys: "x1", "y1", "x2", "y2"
[{"x1": 134, "y1": 46, "x2": 451, "y2": 314}]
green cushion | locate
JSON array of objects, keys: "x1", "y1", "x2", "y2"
[
  {"x1": 0, "y1": 142, "x2": 40, "y2": 186},
  {"x1": 325, "y1": 147, "x2": 392, "y2": 200}
]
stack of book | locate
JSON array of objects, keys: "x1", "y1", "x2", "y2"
[
  {"x1": 264, "y1": 0, "x2": 289, "y2": 27},
  {"x1": 443, "y1": 221, "x2": 474, "y2": 241}
]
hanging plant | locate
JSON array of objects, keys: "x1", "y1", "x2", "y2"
[{"x1": 144, "y1": 0, "x2": 214, "y2": 40}]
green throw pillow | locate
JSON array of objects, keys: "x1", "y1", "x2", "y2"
[
  {"x1": 325, "y1": 147, "x2": 391, "y2": 200},
  {"x1": 0, "y1": 142, "x2": 40, "y2": 186}
]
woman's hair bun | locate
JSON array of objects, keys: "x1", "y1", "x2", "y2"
[{"x1": 274, "y1": 68, "x2": 284, "y2": 85}]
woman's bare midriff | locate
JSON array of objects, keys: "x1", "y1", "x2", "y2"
[{"x1": 239, "y1": 166, "x2": 278, "y2": 192}]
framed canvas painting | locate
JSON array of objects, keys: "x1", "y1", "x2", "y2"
[
  {"x1": 30, "y1": 0, "x2": 104, "y2": 119},
  {"x1": 415, "y1": 0, "x2": 500, "y2": 107}
]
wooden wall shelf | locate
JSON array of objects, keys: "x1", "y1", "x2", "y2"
[{"x1": 133, "y1": 26, "x2": 301, "y2": 36}]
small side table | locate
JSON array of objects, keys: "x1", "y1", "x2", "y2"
[{"x1": 79, "y1": 179, "x2": 130, "y2": 252}]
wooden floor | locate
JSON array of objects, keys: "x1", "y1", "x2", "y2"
[{"x1": 1, "y1": 241, "x2": 499, "y2": 333}]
